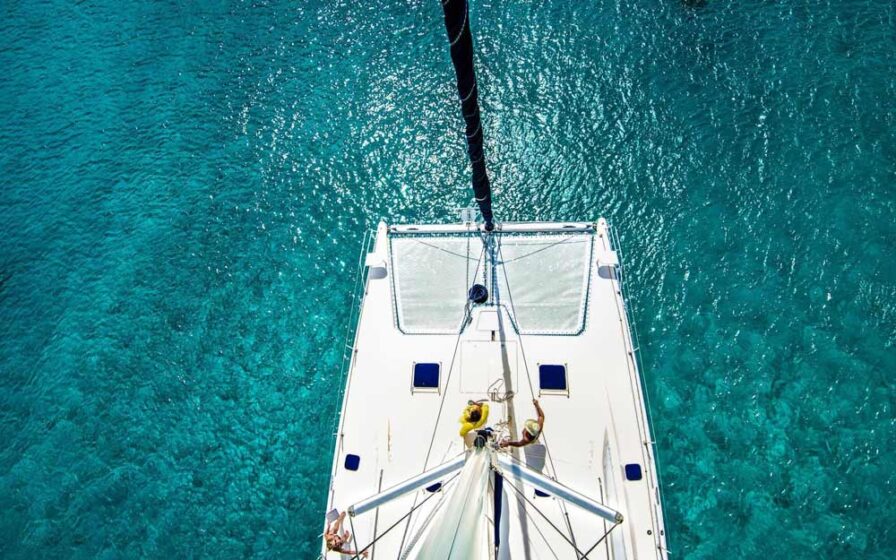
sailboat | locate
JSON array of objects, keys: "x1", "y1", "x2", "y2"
[{"x1": 322, "y1": 1, "x2": 668, "y2": 558}]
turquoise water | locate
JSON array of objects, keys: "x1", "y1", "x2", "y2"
[{"x1": 1, "y1": 0, "x2": 894, "y2": 557}]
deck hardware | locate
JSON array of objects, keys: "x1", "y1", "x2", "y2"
[
  {"x1": 624, "y1": 463, "x2": 643, "y2": 481},
  {"x1": 412, "y1": 362, "x2": 441, "y2": 393},
  {"x1": 345, "y1": 454, "x2": 361, "y2": 471},
  {"x1": 538, "y1": 364, "x2": 568, "y2": 394},
  {"x1": 468, "y1": 283, "x2": 488, "y2": 304}
]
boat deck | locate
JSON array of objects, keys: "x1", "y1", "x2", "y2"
[{"x1": 324, "y1": 219, "x2": 667, "y2": 559}]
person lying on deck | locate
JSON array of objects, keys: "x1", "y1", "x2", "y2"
[
  {"x1": 459, "y1": 399, "x2": 489, "y2": 437},
  {"x1": 500, "y1": 399, "x2": 545, "y2": 448},
  {"x1": 324, "y1": 511, "x2": 368, "y2": 558}
]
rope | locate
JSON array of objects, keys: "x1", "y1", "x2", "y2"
[
  {"x1": 499, "y1": 234, "x2": 585, "y2": 264},
  {"x1": 398, "y1": 481, "x2": 453, "y2": 560},
  {"x1": 509, "y1": 497, "x2": 562, "y2": 560},
  {"x1": 412, "y1": 239, "x2": 480, "y2": 261},
  {"x1": 348, "y1": 514, "x2": 361, "y2": 559},
  {"x1": 580, "y1": 522, "x2": 621, "y2": 559},
  {"x1": 421, "y1": 239, "x2": 485, "y2": 469},
  {"x1": 501, "y1": 475, "x2": 591, "y2": 559},
  {"x1": 345, "y1": 472, "x2": 462, "y2": 560}
]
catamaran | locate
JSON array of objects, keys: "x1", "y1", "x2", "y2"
[{"x1": 322, "y1": 1, "x2": 668, "y2": 558}]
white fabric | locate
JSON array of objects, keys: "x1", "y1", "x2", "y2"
[
  {"x1": 497, "y1": 234, "x2": 593, "y2": 334},
  {"x1": 404, "y1": 449, "x2": 492, "y2": 559},
  {"x1": 390, "y1": 236, "x2": 479, "y2": 333},
  {"x1": 390, "y1": 233, "x2": 593, "y2": 335}
]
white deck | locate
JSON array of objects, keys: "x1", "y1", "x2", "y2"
[{"x1": 324, "y1": 219, "x2": 668, "y2": 559}]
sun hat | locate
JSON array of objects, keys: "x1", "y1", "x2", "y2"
[{"x1": 524, "y1": 419, "x2": 541, "y2": 438}]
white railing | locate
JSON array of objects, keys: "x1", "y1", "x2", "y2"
[
  {"x1": 607, "y1": 221, "x2": 670, "y2": 549},
  {"x1": 327, "y1": 229, "x2": 375, "y2": 437}
]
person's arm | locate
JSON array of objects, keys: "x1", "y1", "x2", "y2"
[
  {"x1": 338, "y1": 549, "x2": 368, "y2": 558},
  {"x1": 534, "y1": 399, "x2": 544, "y2": 431},
  {"x1": 501, "y1": 438, "x2": 527, "y2": 448},
  {"x1": 331, "y1": 511, "x2": 345, "y2": 534}
]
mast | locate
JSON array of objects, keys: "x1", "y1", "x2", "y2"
[{"x1": 441, "y1": 0, "x2": 495, "y2": 230}]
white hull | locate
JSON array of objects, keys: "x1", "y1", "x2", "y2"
[{"x1": 324, "y1": 219, "x2": 668, "y2": 559}]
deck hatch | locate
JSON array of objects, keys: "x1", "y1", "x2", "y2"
[
  {"x1": 344, "y1": 454, "x2": 361, "y2": 471},
  {"x1": 412, "y1": 362, "x2": 441, "y2": 392},
  {"x1": 625, "y1": 463, "x2": 643, "y2": 481},
  {"x1": 538, "y1": 364, "x2": 568, "y2": 393}
]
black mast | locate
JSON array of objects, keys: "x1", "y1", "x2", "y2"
[{"x1": 441, "y1": 0, "x2": 494, "y2": 230}]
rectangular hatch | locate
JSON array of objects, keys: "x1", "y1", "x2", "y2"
[{"x1": 460, "y1": 340, "x2": 518, "y2": 395}]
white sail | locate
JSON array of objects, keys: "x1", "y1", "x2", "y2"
[{"x1": 404, "y1": 448, "x2": 492, "y2": 559}]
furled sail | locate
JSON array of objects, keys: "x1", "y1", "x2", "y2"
[
  {"x1": 404, "y1": 448, "x2": 492, "y2": 559},
  {"x1": 441, "y1": 0, "x2": 494, "y2": 229}
]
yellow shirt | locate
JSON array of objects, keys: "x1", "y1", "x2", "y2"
[{"x1": 459, "y1": 403, "x2": 489, "y2": 436}]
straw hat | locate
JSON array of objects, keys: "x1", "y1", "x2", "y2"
[{"x1": 524, "y1": 419, "x2": 541, "y2": 438}]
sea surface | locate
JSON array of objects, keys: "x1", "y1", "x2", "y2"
[{"x1": 1, "y1": 0, "x2": 894, "y2": 558}]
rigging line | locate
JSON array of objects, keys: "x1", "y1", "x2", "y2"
[
  {"x1": 396, "y1": 239, "x2": 486, "y2": 555},
  {"x1": 580, "y1": 522, "x2": 621, "y2": 559},
  {"x1": 494, "y1": 237, "x2": 534, "y2": 397},
  {"x1": 499, "y1": 235, "x2": 585, "y2": 264},
  {"x1": 504, "y1": 476, "x2": 560, "y2": 560},
  {"x1": 349, "y1": 513, "x2": 361, "y2": 560},
  {"x1": 498, "y1": 451, "x2": 585, "y2": 558},
  {"x1": 466, "y1": 229, "x2": 470, "y2": 295},
  {"x1": 421, "y1": 240, "x2": 485, "y2": 470},
  {"x1": 411, "y1": 239, "x2": 481, "y2": 261},
  {"x1": 398, "y1": 477, "x2": 454, "y2": 560},
  {"x1": 347, "y1": 472, "x2": 462, "y2": 560},
  {"x1": 500, "y1": 476, "x2": 562, "y2": 560},
  {"x1": 496, "y1": 237, "x2": 580, "y2": 548},
  {"x1": 489, "y1": 462, "x2": 560, "y2": 560},
  {"x1": 502, "y1": 476, "x2": 592, "y2": 559},
  {"x1": 597, "y1": 478, "x2": 610, "y2": 560}
]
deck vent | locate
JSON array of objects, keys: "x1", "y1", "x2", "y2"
[
  {"x1": 425, "y1": 482, "x2": 442, "y2": 493},
  {"x1": 625, "y1": 463, "x2": 643, "y2": 481},
  {"x1": 412, "y1": 362, "x2": 440, "y2": 392},
  {"x1": 344, "y1": 454, "x2": 361, "y2": 471},
  {"x1": 534, "y1": 489, "x2": 551, "y2": 498},
  {"x1": 538, "y1": 364, "x2": 568, "y2": 392}
]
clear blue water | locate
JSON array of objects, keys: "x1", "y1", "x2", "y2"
[{"x1": 1, "y1": 0, "x2": 894, "y2": 557}]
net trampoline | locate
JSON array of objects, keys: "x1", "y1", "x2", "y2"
[{"x1": 389, "y1": 231, "x2": 594, "y2": 335}]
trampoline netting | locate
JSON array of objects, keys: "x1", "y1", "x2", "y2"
[{"x1": 389, "y1": 232, "x2": 593, "y2": 335}]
